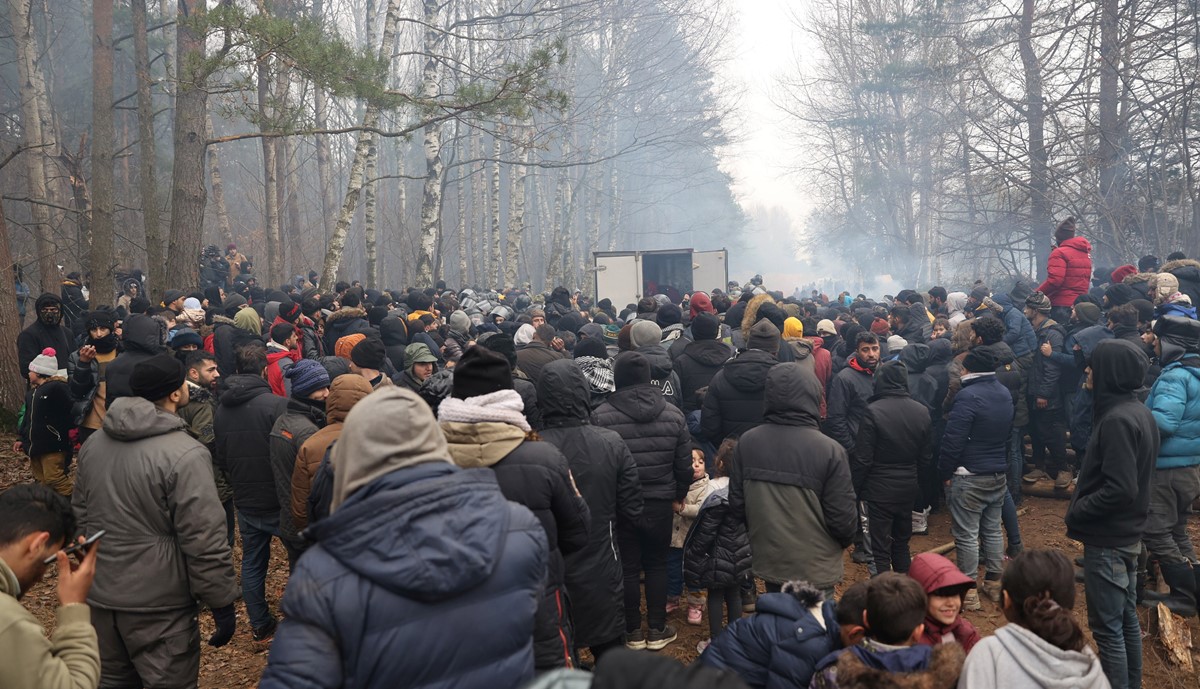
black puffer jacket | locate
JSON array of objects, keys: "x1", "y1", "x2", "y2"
[
  {"x1": 379, "y1": 314, "x2": 409, "y2": 369},
  {"x1": 513, "y1": 373, "x2": 543, "y2": 431},
  {"x1": 210, "y1": 314, "x2": 260, "y2": 378},
  {"x1": 699, "y1": 349, "x2": 777, "y2": 443},
  {"x1": 851, "y1": 362, "x2": 932, "y2": 503},
  {"x1": 675, "y1": 339, "x2": 731, "y2": 414},
  {"x1": 593, "y1": 383, "x2": 692, "y2": 502},
  {"x1": 683, "y1": 484, "x2": 751, "y2": 589},
  {"x1": 637, "y1": 344, "x2": 682, "y2": 409},
  {"x1": 898, "y1": 343, "x2": 937, "y2": 416},
  {"x1": 537, "y1": 360, "x2": 643, "y2": 648},
  {"x1": 104, "y1": 314, "x2": 168, "y2": 406},
  {"x1": 825, "y1": 356, "x2": 875, "y2": 451},
  {"x1": 322, "y1": 306, "x2": 371, "y2": 353},
  {"x1": 214, "y1": 374, "x2": 289, "y2": 517}
]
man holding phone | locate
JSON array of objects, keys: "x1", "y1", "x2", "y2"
[
  {"x1": 73, "y1": 353, "x2": 237, "y2": 688},
  {"x1": 0, "y1": 483, "x2": 101, "y2": 689}
]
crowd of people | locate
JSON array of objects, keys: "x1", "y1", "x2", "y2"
[{"x1": 1, "y1": 220, "x2": 1199, "y2": 689}]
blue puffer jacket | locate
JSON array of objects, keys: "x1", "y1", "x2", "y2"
[
  {"x1": 259, "y1": 462, "x2": 548, "y2": 689},
  {"x1": 939, "y1": 373, "x2": 1013, "y2": 476},
  {"x1": 699, "y1": 585, "x2": 839, "y2": 689},
  {"x1": 992, "y1": 294, "x2": 1037, "y2": 358},
  {"x1": 1146, "y1": 357, "x2": 1200, "y2": 469}
]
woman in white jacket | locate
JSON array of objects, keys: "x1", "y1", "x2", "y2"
[{"x1": 958, "y1": 549, "x2": 1110, "y2": 689}]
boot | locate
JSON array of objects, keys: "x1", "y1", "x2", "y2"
[
  {"x1": 911, "y1": 508, "x2": 930, "y2": 536},
  {"x1": 1155, "y1": 561, "x2": 1198, "y2": 617}
]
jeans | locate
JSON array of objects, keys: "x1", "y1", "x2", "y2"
[
  {"x1": 1029, "y1": 406, "x2": 1068, "y2": 475},
  {"x1": 1007, "y1": 426, "x2": 1024, "y2": 504},
  {"x1": 867, "y1": 500, "x2": 913, "y2": 574},
  {"x1": 1001, "y1": 490, "x2": 1023, "y2": 555},
  {"x1": 947, "y1": 473, "x2": 1006, "y2": 580},
  {"x1": 707, "y1": 585, "x2": 741, "y2": 638},
  {"x1": 619, "y1": 499, "x2": 673, "y2": 632},
  {"x1": 1083, "y1": 543, "x2": 1142, "y2": 689},
  {"x1": 238, "y1": 510, "x2": 280, "y2": 631},
  {"x1": 1143, "y1": 466, "x2": 1200, "y2": 565}
]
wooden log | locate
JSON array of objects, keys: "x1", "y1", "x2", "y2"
[
  {"x1": 1149, "y1": 602, "x2": 1194, "y2": 671},
  {"x1": 1021, "y1": 484, "x2": 1073, "y2": 500}
]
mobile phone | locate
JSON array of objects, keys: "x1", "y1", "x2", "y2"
[{"x1": 44, "y1": 530, "x2": 105, "y2": 564}]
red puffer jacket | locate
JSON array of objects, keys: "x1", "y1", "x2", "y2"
[{"x1": 1037, "y1": 236, "x2": 1093, "y2": 306}]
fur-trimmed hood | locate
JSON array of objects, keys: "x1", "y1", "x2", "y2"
[
  {"x1": 1161, "y1": 258, "x2": 1200, "y2": 274},
  {"x1": 210, "y1": 314, "x2": 237, "y2": 327},
  {"x1": 325, "y1": 306, "x2": 368, "y2": 326},
  {"x1": 824, "y1": 642, "x2": 964, "y2": 689},
  {"x1": 741, "y1": 293, "x2": 775, "y2": 334},
  {"x1": 1122, "y1": 271, "x2": 1158, "y2": 288}
]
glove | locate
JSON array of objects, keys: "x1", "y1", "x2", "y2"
[{"x1": 207, "y1": 604, "x2": 237, "y2": 647}]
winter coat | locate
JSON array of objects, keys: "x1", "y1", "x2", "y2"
[
  {"x1": 1162, "y1": 258, "x2": 1200, "y2": 309},
  {"x1": 700, "y1": 349, "x2": 777, "y2": 444},
  {"x1": 209, "y1": 315, "x2": 244, "y2": 378},
  {"x1": 683, "y1": 481, "x2": 752, "y2": 589},
  {"x1": 594, "y1": 383, "x2": 693, "y2": 502},
  {"x1": 259, "y1": 462, "x2": 549, "y2": 689},
  {"x1": 852, "y1": 364, "x2": 932, "y2": 503},
  {"x1": 909, "y1": 553, "x2": 980, "y2": 652},
  {"x1": 730, "y1": 364, "x2": 857, "y2": 589},
  {"x1": 785, "y1": 338, "x2": 829, "y2": 418},
  {"x1": 380, "y1": 314, "x2": 410, "y2": 366},
  {"x1": 290, "y1": 375, "x2": 373, "y2": 530},
  {"x1": 1029, "y1": 319, "x2": 1067, "y2": 407},
  {"x1": 899, "y1": 344, "x2": 938, "y2": 416},
  {"x1": 18, "y1": 378, "x2": 73, "y2": 458},
  {"x1": 516, "y1": 341, "x2": 568, "y2": 384},
  {"x1": 16, "y1": 306, "x2": 73, "y2": 375},
  {"x1": 265, "y1": 347, "x2": 297, "y2": 397},
  {"x1": 939, "y1": 374, "x2": 1013, "y2": 476},
  {"x1": 638, "y1": 344, "x2": 683, "y2": 409},
  {"x1": 214, "y1": 374, "x2": 289, "y2": 517},
  {"x1": 514, "y1": 373, "x2": 544, "y2": 431},
  {"x1": 810, "y1": 640, "x2": 965, "y2": 689},
  {"x1": 67, "y1": 348, "x2": 109, "y2": 426},
  {"x1": 73, "y1": 396, "x2": 237, "y2": 612},
  {"x1": 958, "y1": 624, "x2": 1109, "y2": 689},
  {"x1": 699, "y1": 587, "x2": 839, "y2": 689},
  {"x1": 1037, "y1": 236, "x2": 1093, "y2": 307},
  {"x1": 59, "y1": 280, "x2": 88, "y2": 331},
  {"x1": 441, "y1": 422, "x2": 590, "y2": 670},
  {"x1": 1145, "y1": 356, "x2": 1200, "y2": 469},
  {"x1": 322, "y1": 306, "x2": 371, "y2": 354},
  {"x1": 825, "y1": 356, "x2": 875, "y2": 452},
  {"x1": 673, "y1": 338, "x2": 730, "y2": 414},
  {"x1": 269, "y1": 399, "x2": 324, "y2": 546},
  {"x1": 178, "y1": 383, "x2": 233, "y2": 504},
  {"x1": 672, "y1": 475, "x2": 714, "y2": 548},
  {"x1": 297, "y1": 316, "x2": 323, "y2": 360},
  {"x1": 537, "y1": 359, "x2": 644, "y2": 648},
  {"x1": 103, "y1": 314, "x2": 168, "y2": 406},
  {"x1": 1067, "y1": 340, "x2": 1159, "y2": 547}
]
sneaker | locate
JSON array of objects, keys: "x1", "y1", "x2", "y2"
[
  {"x1": 252, "y1": 617, "x2": 278, "y2": 642},
  {"x1": 1054, "y1": 471, "x2": 1072, "y2": 490},
  {"x1": 963, "y1": 589, "x2": 982, "y2": 612},
  {"x1": 982, "y1": 580, "x2": 1002, "y2": 603},
  {"x1": 696, "y1": 639, "x2": 711, "y2": 654},
  {"x1": 911, "y1": 508, "x2": 930, "y2": 536},
  {"x1": 624, "y1": 629, "x2": 646, "y2": 650},
  {"x1": 645, "y1": 624, "x2": 678, "y2": 651},
  {"x1": 665, "y1": 596, "x2": 680, "y2": 614},
  {"x1": 1022, "y1": 469, "x2": 1048, "y2": 484},
  {"x1": 686, "y1": 603, "x2": 703, "y2": 626},
  {"x1": 1006, "y1": 543, "x2": 1024, "y2": 559}
]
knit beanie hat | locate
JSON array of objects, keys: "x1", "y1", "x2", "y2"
[
  {"x1": 1009, "y1": 279, "x2": 1034, "y2": 303},
  {"x1": 617, "y1": 324, "x2": 634, "y2": 352},
  {"x1": 962, "y1": 347, "x2": 997, "y2": 374},
  {"x1": 816, "y1": 319, "x2": 837, "y2": 336},
  {"x1": 887, "y1": 335, "x2": 908, "y2": 352},
  {"x1": 602, "y1": 324, "x2": 621, "y2": 348},
  {"x1": 1073, "y1": 301, "x2": 1102, "y2": 327},
  {"x1": 448, "y1": 310, "x2": 471, "y2": 335},
  {"x1": 613, "y1": 351, "x2": 652, "y2": 390},
  {"x1": 130, "y1": 352, "x2": 186, "y2": 401},
  {"x1": 183, "y1": 297, "x2": 203, "y2": 311},
  {"x1": 969, "y1": 285, "x2": 990, "y2": 303},
  {"x1": 335, "y1": 333, "x2": 367, "y2": 360},
  {"x1": 350, "y1": 337, "x2": 387, "y2": 370},
  {"x1": 162, "y1": 289, "x2": 186, "y2": 306},
  {"x1": 478, "y1": 333, "x2": 518, "y2": 369},
  {"x1": 656, "y1": 304, "x2": 682, "y2": 328},
  {"x1": 85, "y1": 310, "x2": 116, "y2": 332},
  {"x1": 285, "y1": 358, "x2": 331, "y2": 398},
  {"x1": 28, "y1": 348, "x2": 59, "y2": 376},
  {"x1": 222, "y1": 292, "x2": 247, "y2": 315},
  {"x1": 1025, "y1": 291, "x2": 1052, "y2": 315},
  {"x1": 692, "y1": 312, "x2": 719, "y2": 341},
  {"x1": 1110, "y1": 264, "x2": 1138, "y2": 284},
  {"x1": 1130, "y1": 299, "x2": 1155, "y2": 324},
  {"x1": 170, "y1": 327, "x2": 203, "y2": 350},
  {"x1": 1054, "y1": 217, "x2": 1077, "y2": 244},
  {"x1": 689, "y1": 292, "x2": 714, "y2": 318},
  {"x1": 630, "y1": 320, "x2": 663, "y2": 349},
  {"x1": 870, "y1": 317, "x2": 891, "y2": 336},
  {"x1": 452, "y1": 346, "x2": 514, "y2": 399},
  {"x1": 278, "y1": 300, "x2": 302, "y2": 323},
  {"x1": 748, "y1": 319, "x2": 781, "y2": 355},
  {"x1": 574, "y1": 338, "x2": 608, "y2": 360}
]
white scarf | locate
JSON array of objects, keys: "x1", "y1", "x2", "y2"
[{"x1": 437, "y1": 389, "x2": 531, "y2": 432}]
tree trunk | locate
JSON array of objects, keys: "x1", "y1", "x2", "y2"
[
  {"x1": 165, "y1": 0, "x2": 209, "y2": 297},
  {"x1": 9, "y1": 0, "x2": 59, "y2": 291},
  {"x1": 0, "y1": 198, "x2": 28, "y2": 412},
  {"x1": 312, "y1": 0, "x2": 334, "y2": 239},
  {"x1": 133, "y1": 0, "x2": 164, "y2": 282},
  {"x1": 1020, "y1": 0, "x2": 1051, "y2": 277},
  {"x1": 364, "y1": 132, "x2": 379, "y2": 287},
  {"x1": 258, "y1": 55, "x2": 282, "y2": 288},
  {"x1": 1096, "y1": 0, "x2": 1122, "y2": 264},
  {"x1": 416, "y1": 0, "x2": 445, "y2": 286},
  {"x1": 90, "y1": 0, "x2": 116, "y2": 306},
  {"x1": 205, "y1": 114, "x2": 234, "y2": 248},
  {"x1": 456, "y1": 124, "x2": 468, "y2": 286},
  {"x1": 505, "y1": 120, "x2": 531, "y2": 287},
  {"x1": 489, "y1": 130, "x2": 503, "y2": 285}
]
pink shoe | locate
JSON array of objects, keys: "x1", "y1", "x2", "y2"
[
  {"x1": 665, "y1": 597, "x2": 680, "y2": 614},
  {"x1": 687, "y1": 603, "x2": 703, "y2": 626}
]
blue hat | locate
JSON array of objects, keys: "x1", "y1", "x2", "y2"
[{"x1": 285, "y1": 359, "x2": 331, "y2": 398}]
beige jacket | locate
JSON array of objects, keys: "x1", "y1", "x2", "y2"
[{"x1": 0, "y1": 558, "x2": 100, "y2": 689}]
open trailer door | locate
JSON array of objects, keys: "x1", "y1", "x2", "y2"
[
  {"x1": 593, "y1": 252, "x2": 640, "y2": 307},
  {"x1": 692, "y1": 249, "x2": 728, "y2": 295}
]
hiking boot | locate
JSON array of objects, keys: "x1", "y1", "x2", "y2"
[
  {"x1": 624, "y1": 629, "x2": 646, "y2": 650},
  {"x1": 1054, "y1": 471, "x2": 1072, "y2": 490},
  {"x1": 1156, "y1": 562, "x2": 1198, "y2": 617},
  {"x1": 911, "y1": 508, "x2": 930, "y2": 536},
  {"x1": 686, "y1": 603, "x2": 703, "y2": 626},
  {"x1": 1022, "y1": 469, "x2": 1048, "y2": 484},
  {"x1": 851, "y1": 547, "x2": 871, "y2": 564},
  {"x1": 252, "y1": 617, "x2": 278, "y2": 642},
  {"x1": 963, "y1": 589, "x2": 982, "y2": 612},
  {"x1": 982, "y1": 580, "x2": 1002, "y2": 603},
  {"x1": 645, "y1": 624, "x2": 678, "y2": 651}
]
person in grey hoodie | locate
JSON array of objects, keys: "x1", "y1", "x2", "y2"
[{"x1": 958, "y1": 549, "x2": 1108, "y2": 689}]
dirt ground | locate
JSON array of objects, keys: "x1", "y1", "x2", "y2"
[{"x1": 4, "y1": 443, "x2": 1198, "y2": 688}]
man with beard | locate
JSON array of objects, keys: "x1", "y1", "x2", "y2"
[
  {"x1": 17, "y1": 293, "x2": 73, "y2": 376},
  {"x1": 178, "y1": 351, "x2": 234, "y2": 547},
  {"x1": 68, "y1": 310, "x2": 121, "y2": 445}
]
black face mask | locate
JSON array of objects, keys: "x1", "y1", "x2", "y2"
[
  {"x1": 90, "y1": 333, "x2": 119, "y2": 354},
  {"x1": 39, "y1": 309, "x2": 62, "y2": 326}
]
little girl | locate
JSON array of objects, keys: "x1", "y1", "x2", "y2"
[
  {"x1": 668, "y1": 445, "x2": 711, "y2": 625},
  {"x1": 959, "y1": 549, "x2": 1108, "y2": 688},
  {"x1": 907, "y1": 552, "x2": 981, "y2": 652},
  {"x1": 684, "y1": 440, "x2": 752, "y2": 653}
]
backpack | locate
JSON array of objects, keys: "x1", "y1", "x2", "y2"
[{"x1": 307, "y1": 443, "x2": 335, "y2": 529}]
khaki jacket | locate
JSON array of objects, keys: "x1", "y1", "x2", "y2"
[{"x1": 0, "y1": 558, "x2": 100, "y2": 689}]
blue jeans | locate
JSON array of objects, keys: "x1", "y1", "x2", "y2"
[
  {"x1": 1001, "y1": 491, "x2": 1022, "y2": 555},
  {"x1": 947, "y1": 473, "x2": 1005, "y2": 580},
  {"x1": 1083, "y1": 543, "x2": 1142, "y2": 689},
  {"x1": 1008, "y1": 426, "x2": 1024, "y2": 504},
  {"x1": 238, "y1": 510, "x2": 280, "y2": 631}
]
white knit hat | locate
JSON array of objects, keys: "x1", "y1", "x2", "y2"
[{"x1": 29, "y1": 348, "x2": 59, "y2": 376}]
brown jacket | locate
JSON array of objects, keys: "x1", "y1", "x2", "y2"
[{"x1": 290, "y1": 375, "x2": 374, "y2": 529}]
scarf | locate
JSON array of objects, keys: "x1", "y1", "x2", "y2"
[
  {"x1": 437, "y1": 389, "x2": 531, "y2": 432},
  {"x1": 848, "y1": 355, "x2": 875, "y2": 375}
]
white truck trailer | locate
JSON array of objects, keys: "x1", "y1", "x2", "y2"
[{"x1": 592, "y1": 248, "x2": 729, "y2": 307}]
